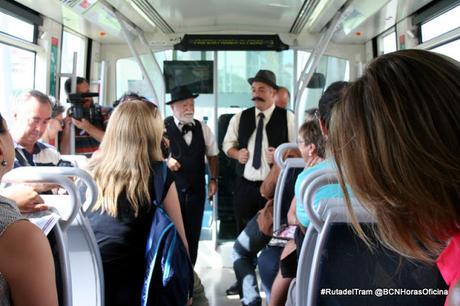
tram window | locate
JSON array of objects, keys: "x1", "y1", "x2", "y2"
[
  {"x1": 0, "y1": 43, "x2": 35, "y2": 126},
  {"x1": 382, "y1": 31, "x2": 397, "y2": 54},
  {"x1": 421, "y1": 4, "x2": 460, "y2": 42},
  {"x1": 116, "y1": 51, "x2": 217, "y2": 128},
  {"x1": 296, "y1": 50, "x2": 349, "y2": 123},
  {"x1": 217, "y1": 50, "x2": 294, "y2": 113},
  {"x1": 116, "y1": 51, "x2": 172, "y2": 103},
  {"x1": 374, "y1": 27, "x2": 397, "y2": 56},
  {"x1": 59, "y1": 30, "x2": 87, "y2": 106},
  {"x1": 431, "y1": 39, "x2": 460, "y2": 61},
  {"x1": 116, "y1": 56, "x2": 150, "y2": 99},
  {"x1": 0, "y1": 10, "x2": 34, "y2": 42}
]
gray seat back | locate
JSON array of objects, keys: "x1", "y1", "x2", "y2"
[
  {"x1": 4, "y1": 166, "x2": 104, "y2": 306},
  {"x1": 273, "y1": 143, "x2": 304, "y2": 231},
  {"x1": 295, "y1": 171, "x2": 447, "y2": 306}
]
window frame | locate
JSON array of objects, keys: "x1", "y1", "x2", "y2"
[
  {"x1": 0, "y1": 1, "x2": 42, "y2": 44},
  {"x1": 414, "y1": 0, "x2": 460, "y2": 43},
  {"x1": 58, "y1": 27, "x2": 89, "y2": 106},
  {"x1": 375, "y1": 27, "x2": 398, "y2": 55}
]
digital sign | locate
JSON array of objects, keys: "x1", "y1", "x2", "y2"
[{"x1": 174, "y1": 34, "x2": 289, "y2": 51}]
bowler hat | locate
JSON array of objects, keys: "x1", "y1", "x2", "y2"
[
  {"x1": 166, "y1": 85, "x2": 199, "y2": 105},
  {"x1": 248, "y1": 70, "x2": 278, "y2": 89}
]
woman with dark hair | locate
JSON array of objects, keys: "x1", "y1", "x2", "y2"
[
  {"x1": 0, "y1": 112, "x2": 58, "y2": 306},
  {"x1": 330, "y1": 49, "x2": 460, "y2": 305}
]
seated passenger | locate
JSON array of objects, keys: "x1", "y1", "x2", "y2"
[
  {"x1": 41, "y1": 102, "x2": 64, "y2": 147},
  {"x1": 0, "y1": 112, "x2": 58, "y2": 306},
  {"x1": 329, "y1": 49, "x2": 460, "y2": 306},
  {"x1": 1, "y1": 90, "x2": 65, "y2": 212},
  {"x1": 11, "y1": 90, "x2": 62, "y2": 168},
  {"x1": 268, "y1": 81, "x2": 349, "y2": 306},
  {"x1": 87, "y1": 100, "x2": 188, "y2": 306},
  {"x1": 304, "y1": 108, "x2": 317, "y2": 122},
  {"x1": 293, "y1": 82, "x2": 349, "y2": 229},
  {"x1": 231, "y1": 144, "x2": 301, "y2": 306}
]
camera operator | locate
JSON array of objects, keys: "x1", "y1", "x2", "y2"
[{"x1": 60, "y1": 77, "x2": 111, "y2": 156}]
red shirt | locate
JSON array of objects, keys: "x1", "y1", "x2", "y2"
[{"x1": 437, "y1": 233, "x2": 460, "y2": 305}]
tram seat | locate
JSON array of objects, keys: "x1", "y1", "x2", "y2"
[
  {"x1": 273, "y1": 159, "x2": 303, "y2": 229},
  {"x1": 4, "y1": 167, "x2": 104, "y2": 306},
  {"x1": 294, "y1": 170, "x2": 448, "y2": 306},
  {"x1": 272, "y1": 143, "x2": 305, "y2": 232}
]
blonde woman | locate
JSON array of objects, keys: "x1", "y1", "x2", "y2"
[
  {"x1": 88, "y1": 101, "x2": 188, "y2": 306},
  {"x1": 0, "y1": 112, "x2": 58, "y2": 306},
  {"x1": 330, "y1": 50, "x2": 460, "y2": 306}
]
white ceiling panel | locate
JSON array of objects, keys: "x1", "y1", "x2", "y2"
[
  {"x1": 105, "y1": 0, "x2": 156, "y2": 31},
  {"x1": 16, "y1": 0, "x2": 125, "y2": 43},
  {"x1": 138, "y1": 0, "x2": 306, "y2": 33}
]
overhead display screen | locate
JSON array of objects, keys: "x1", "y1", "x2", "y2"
[
  {"x1": 174, "y1": 34, "x2": 289, "y2": 51},
  {"x1": 163, "y1": 60, "x2": 213, "y2": 94}
]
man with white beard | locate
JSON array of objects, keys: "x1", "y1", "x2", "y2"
[{"x1": 164, "y1": 85, "x2": 218, "y2": 266}]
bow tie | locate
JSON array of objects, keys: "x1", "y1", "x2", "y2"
[{"x1": 181, "y1": 123, "x2": 195, "y2": 135}]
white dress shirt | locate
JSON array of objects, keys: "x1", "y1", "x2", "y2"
[
  {"x1": 173, "y1": 116, "x2": 219, "y2": 156},
  {"x1": 222, "y1": 104, "x2": 295, "y2": 181}
]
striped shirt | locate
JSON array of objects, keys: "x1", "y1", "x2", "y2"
[{"x1": 14, "y1": 141, "x2": 62, "y2": 167}]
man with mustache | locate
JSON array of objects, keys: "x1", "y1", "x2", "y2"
[
  {"x1": 223, "y1": 69, "x2": 295, "y2": 234},
  {"x1": 164, "y1": 85, "x2": 219, "y2": 266},
  {"x1": 223, "y1": 70, "x2": 294, "y2": 306}
]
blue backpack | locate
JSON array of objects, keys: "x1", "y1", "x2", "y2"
[{"x1": 141, "y1": 162, "x2": 194, "y2": 306}]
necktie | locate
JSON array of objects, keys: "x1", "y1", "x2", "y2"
[
  {"x1": 252, "y1": 113, "x2": 265, "y2": 169},
  {"x1": 182, "y1": 123, "x2": 194, "y2": 135}
]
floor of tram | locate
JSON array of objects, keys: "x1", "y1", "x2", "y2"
[{"x1": 196, "y1": 241, "x2": 266, "y2": 306}]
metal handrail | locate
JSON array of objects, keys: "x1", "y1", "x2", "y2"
[{"x1": 4, "y1": 166, "x2": 98, "y2": 228}]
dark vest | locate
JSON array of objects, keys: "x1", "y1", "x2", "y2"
[
  {"x1": 164, "y1": 117, "x2": 206, "y2": 196},
  {"x1": 236, "y1": 106, "x2": 289, "y2": 177},
  {"x1": 238, "y1": 106, "x2": 288, "y2": 150}
]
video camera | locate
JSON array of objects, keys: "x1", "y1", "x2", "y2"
[{"x1": 67, "y1": 92, "x2": 101, "y2": 121}]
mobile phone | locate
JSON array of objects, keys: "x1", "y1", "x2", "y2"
[{"x1": 273, "y1": 224, "x2": 297, "y2": 240}]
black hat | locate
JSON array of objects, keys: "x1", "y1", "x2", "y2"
[
  {"x1": 166, "y1": 85, "x2": 199, "y2": 105},
  {"x1": 248, "y1": 70, "x2": 278, "y2": 89}
]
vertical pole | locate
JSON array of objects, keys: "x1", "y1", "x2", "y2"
[
  {"x1": 70, "y1": 52, "x2": 77, "y2": 155},
  {"x1": 99, "y1": 60, "x2": 107, "y2": 107},
  {"x1": 138, "y1": 32, "x2": 165, "y2": 114},
  {"x1": 293, "y1": 49, "x2": 298, "y2": 111},
  {"x1": 293, "y1": 2, "x2": 349, "y2": 131},
  {"x1": 212, "y1": 50, "x2": 219, "y2": 249},
  {"x1": 113, "y1": 11, "x2": 158, "y2": 106}
]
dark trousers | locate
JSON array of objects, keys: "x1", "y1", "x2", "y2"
[
  {"x1": 233, "y1": 177, "x2": 266, "y2": 234},
  {"x1": 233, "y1": 213, "x2": 271, "y2": 305},
  {"x1": 177, "y1": 187, "x2": 205, "y2": 266},
  {"x1": 258, "y1": 246, "x2": 283, "y2": 302}
]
